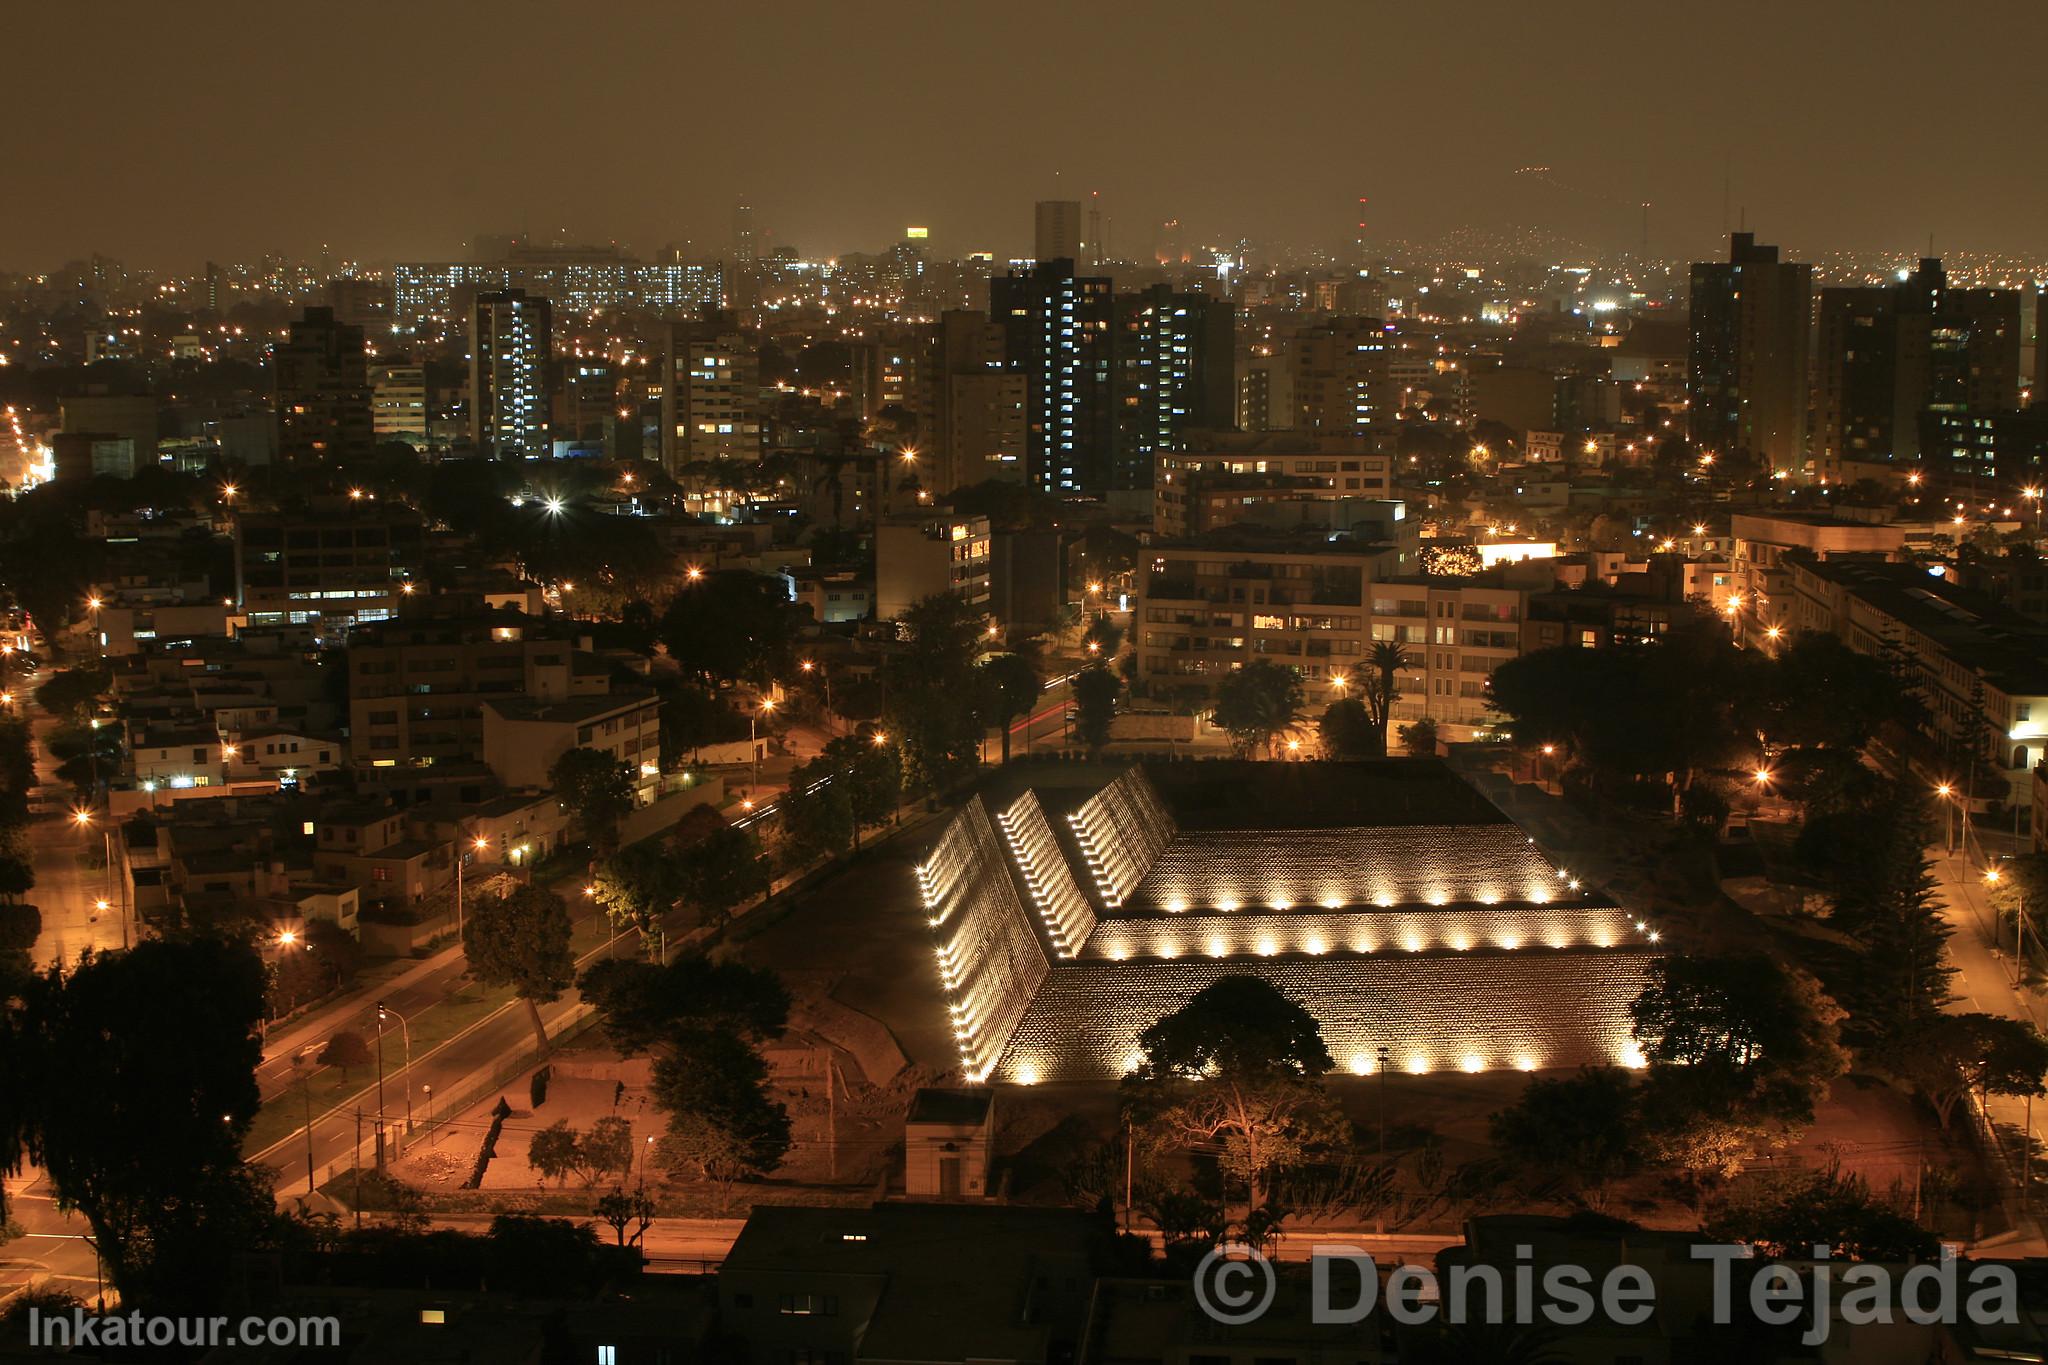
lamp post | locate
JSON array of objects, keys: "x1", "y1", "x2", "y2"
[
  {"x1": 423, "y1": 1083, "x2": 436, "y2": 1144},
  {"x1": 371, "y1": 1010, "x2": 388, "y2": 1168},
  {"x1": 751, "y1": 697, "x2": 777, "y2": 794},
  {"x1": 378, "y1": 1000, "x2": 413, "y2": 1139},
  {"x1": 1375, "y1": 1045, "x2": 1390, "y2": 1235},
  {"x1": 455, "y1": 832, "x2": 487, "y2": 943},
  {"x1": 1936, "y1": 782, "x2": 1957, "y2": 856},
  {"x1": 1988, "y1": 866, "x2": 2029, "y2": 986}
]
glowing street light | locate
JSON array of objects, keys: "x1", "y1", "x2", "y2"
[
  {"x1": 685, "y1": 565, "x2": 704, "y2": 582},
  {"x1": 277, "y1": 928, "x2": 298, "y2": 947}
]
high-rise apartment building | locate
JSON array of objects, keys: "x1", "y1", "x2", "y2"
[
  {"x1": 660, "y1": 321, "x2": 762, "y2": 469},
  {"x1": 1687, "y1": 232, "x2": 1812, "y2": 472},
  {"x1": 929, "y1": 310, "x2": 1027, "y2": 493},
  {"x1": 1034, "y1": 201, "x2": 1083, "y2": 264},
  {"x1": 991, "y1": 259, "x2": 1116, "y2": 493},
  {"x1": 276, "y1": 306, "x2": 373, "y2": 464},
  {"x1": 469, "y1": 289, "x2": 552, "y2": 459},
  {"x1": 369, "y1": 364, "x2": 430, "y2": 449},
  {"x1": 1814, "y1": 258, "x2": 2021, "y2": 479},
  {"x1": 1114, "y1": 285, "x2": 1235, "y2": 468},
  {"x1": 1290, "y1": 318, "x2": 1394, "y2": 435},
  {"x1": 392, "y1": 256, "x2": 722, "y2": 329}
]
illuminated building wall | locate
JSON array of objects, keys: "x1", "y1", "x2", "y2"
[
  {"x1": 1069, "y1": 767, "x2": 1177, "y2": 906},
  {"x1": 995, "y1": 792, "x2": 1096, "y2": 954},
  {"x1": 1001, "y1": 951, "x2": 1657, "y2": 1083},
  {"x1": 916, "y1": 799, "x2": 1049, "y2": 1081},
  {"x1": 920, "y1": 768, "x2": 1664, "y2": 1086},
  {"x1": 1082, "y1": 904, "x2": 1643, "y2": 961},
  {"x1": 1127, "y1": 823, "x2": 1581, "y2": 913}
]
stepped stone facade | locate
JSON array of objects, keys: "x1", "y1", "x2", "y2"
[{"x1": 915, "y1": 764, "x2": 1661, "y2": 1084}]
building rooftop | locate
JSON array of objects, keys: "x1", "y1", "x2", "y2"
[
  {"x1": 483, "y1": 691, "x2": 654, "y2": 725},
  {"x1": 722, "y1": 1203, "x2": 1100, "y2": 1363},
  {"x1": 1791, "y1": 553, "x2": 2048, "y2": 694},
  {"x1": 905, "y1": 1087, "x2": 993, "y2": 1127}
]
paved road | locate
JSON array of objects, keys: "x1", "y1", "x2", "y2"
[
  {"x1": 1927, "y1": 841, "x2": 2048, "y2": 1248},
  {"x1": 0, "y1": 1167, "x2": 109, "y2": 1307},
  {"x1": 23, "y1": 694, "x2": 129, "y2": 967}
]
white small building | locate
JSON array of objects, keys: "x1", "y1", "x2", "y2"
[{"x1": 903, "y1": 1088, "x2": 994, "y2": 1199}]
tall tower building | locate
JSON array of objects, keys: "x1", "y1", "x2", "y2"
[
  {"x1": 992, "y1": 259, "x2": 1116, "y2": 493},
  {"x1": 1687, "y1": 232, "x2": 1812, "y2": 473},
  {"x1": 275, "y1": 306, "x2": 372, "y2": 464},
  {"x1": 733, "y1": 199, "x2": 757, "y2": 265},
  {"x1": 1290, "y1": 318, "x2": 1394, "y2": 435},
  {"x1": 1115, "y1": 285, "x2": 1236, "y2": 471},
  {"x1": 469, "y1": 289, "x2": 552, "y2": 459},
  {"x1": 661, "y1": 320, "x2": 763, "y2": 471},
  {"x1": 931, "y1": 310, "x2": 1028, "y2": 493},
  {"x1": 1034, "y1": 201, "x2": 1083, "y2": 264},
  {"x1": 1815, "y1": 259, "x2": 2020, "y2": 480}
]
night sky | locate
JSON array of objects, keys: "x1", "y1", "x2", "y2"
[{"x1": 6, "y1": 0, "x2": 2045, "y2": 271}]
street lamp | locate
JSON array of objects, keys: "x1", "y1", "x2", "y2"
[
  {"x1": 1934, "y1": 782, "x2": 1959, "y2": 855},
  {"x1": 455, "y1": 832, "x2": 487, "y2": 942},
  {"x1": 378, "y1": 1000, "x2": 414, "y2": 1141},
  {"x1": 751, "y1": 698, "x2": 776, "y2": 792}
]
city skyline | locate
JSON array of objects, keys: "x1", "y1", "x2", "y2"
[{"x1": 6, "y1": 0, "x2": 2048, "y2": 273}]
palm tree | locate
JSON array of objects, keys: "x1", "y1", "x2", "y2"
[{"x1": 1362, "y1": 642, "x2": 1410, "y2": 749}]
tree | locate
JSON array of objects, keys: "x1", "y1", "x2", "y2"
[
  {"x1": 657, "y1": 1115, "x2": 761, "y2": 1215},
  {"x1": 1210, "y1": 661, "x2": 1304, "y2": 758},
  {"x1": 1124, "y1": 975, "x2": 1344, "y2": 1216},
  {"x1": 1071, "y1": 664, "x2": 1119, "y2": 755},
  {"x1": 1705, "y1": 1165, "x2": 1939, "y2": 1261},
  {"x1": 463, "y1": 885, "x2": 575, "y2": 1055},
  {"x1": 1360, "y1": 642, "x2": 1409, "y2": 747},
  {"x1": 1489, "y1": 1067, "x2": 1640, "y2": 1212},
  {"x1": 1629, "y1": 952, "x2": 1848, "y2": 1128},
  {"x1": 1822, "y1": 794, "x2": 1955, "y2": 1047},
  {"x1": 593, "y1": 1187, "x2": 656, "y2": 1246},
  {"x1": 777, "y1": 756, "x2": 855, "y2": 866},
  {"x1": 977, "y1": 652, "x2": 1042, "y2": 763},
  {"x1": 657, "y1": 570, "x2": 798, "y2": 687},
  {"x1": 1875, "y1": 1012, "x2": 2048, "y2": 1130},
  {"x1": 578, "y1": 953, "x2": 789, "y2": 1057},
  {"x1": 1488, "y1": 609, "x2": 1763, "y2": 803},
  {"x1": 3, "y1": 939, "x2": 271, "y2": 1313},
  {"x1": 1397, "y1": 716, "x2": 1439, "y2": 756},
  {"x1": 1765, "y1": 632, "x2": 1920, "y2": 753},
  {"x1": 823, "y1": 733, "x2": 901, "y2": 847},
  {"x1": 589, "y1": 841, "x2": 681, "y2": 950},
  {"x1": 1318, "y1": 697, "x2": 1379, "y2": 758},
  {"x1": 582, "y1": 1114, "x2": 636, "y2": 1185},
  {"x1": 319, "y1": 1028, "x2": 373, "y2": 1080},
  {"x1": 32, "y1": 668, "x2": 108, "y2": 723},
  {"x1": 652, "y1": 1032, "x2": 792, "y2": 1187},
  {"x1": 548, "y1": 747, "x2": 635, "y2": 853},
  {"x1": 674, "y1": 824, "x2": 771, "y2": 928},
  {"x1": 527, "y1": 1119, "x2": 582, "y2": 1187},
  {"x1": 883, "y1": 594, "x2": 986, "y2": 795}
]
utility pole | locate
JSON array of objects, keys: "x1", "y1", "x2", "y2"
[
  {"x1": 826, "y1": 1054, "x2": 838, "y2": 1182},
  {"x1": 1123, "y1": 1116, "x2": 1134, "y2": 1235},
  {"x1": 301, "y1": 1071, "x2": 316, "y2": 1196},
  {"x1": 1376, "y1": 1045, "x2": 1390, "y2": 1236},
  {"x1": 352, "y1": 1107, "x2": 363, "y2": 1228},
  {"x1": 372, "y1": 1015, "x2": 388, "y2": 1168}
]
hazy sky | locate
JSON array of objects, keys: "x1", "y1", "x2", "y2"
[{"x1": 6, "y1": 0, "x2": 2045, "y2": 273}]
